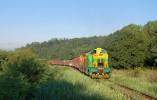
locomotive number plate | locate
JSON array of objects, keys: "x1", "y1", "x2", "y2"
[{"x1": 98, "y1": 68, "x2": 104, "y2": 70}]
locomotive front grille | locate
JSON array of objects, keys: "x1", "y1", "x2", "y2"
[{"x1": 98, "y1": 62, "x2": 104, "y2": 67}]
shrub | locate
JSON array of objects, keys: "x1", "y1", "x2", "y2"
[
  {"x1": 0, "y1": 74, "x2": 30, "y2": 100},
  {"x1": 0, "y1": 49, "x2": 47, "y2": 99},
  {"x1": 130, "y1": 67, "x2": 145, "y2": 78}
]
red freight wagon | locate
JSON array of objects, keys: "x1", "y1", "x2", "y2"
[
  {"x1": 48, "y1": 60, "x2": 63, "y2": 65},
  {"x1": 64, "y1": 60, "x2": 71, "y2": 66},
  {"x1": 71, "y1": 57, "x2": 80, "y2": 69}
]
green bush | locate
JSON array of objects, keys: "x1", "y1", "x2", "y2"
[
  {"x1": 130, "y1": 67, "x2": 145, "y2": 77},
  {"x1": 10, "y1": 58, "x2": 46, "y2": 83},
  {"x1": 0, "y1": 49, "x2": 47, "y2": 99},
  {"x1": 0, "y1": 74, "x2": 30, "y2": 100}
]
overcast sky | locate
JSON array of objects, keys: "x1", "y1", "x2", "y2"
[{"x1": 0, "y1": 0, "x2": 157, "y2": 50}]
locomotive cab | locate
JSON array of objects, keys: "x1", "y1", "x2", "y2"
[
  {"x1": 88, "y1": 48, "x2": 111, "y2": 78},
  {"x1": 90, "y1": 48, "x2": 108, "y2": 68}
]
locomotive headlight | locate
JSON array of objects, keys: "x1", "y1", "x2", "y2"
[
  {"x1": 93, "y1": 62, "x2": 97, "y2": 67},
  {"x1": 104, "y1": 63, "x2": 108, "y2": 68}
]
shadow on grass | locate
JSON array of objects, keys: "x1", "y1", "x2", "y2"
[{"x1": 31, "y1": 79, "x2": 110, "y2": 100}]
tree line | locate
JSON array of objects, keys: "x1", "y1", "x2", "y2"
[{"x1": 20, "y1": 20, "x2": 157, "y2": 69}]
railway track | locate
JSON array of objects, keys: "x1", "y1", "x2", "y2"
[{"x1": 94, "y1": 79, "x2": 157, "y2": 100}]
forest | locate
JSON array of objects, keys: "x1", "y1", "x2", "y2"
[{"x1": 21, "y1": 20, "x2": 157, "y2": 69}]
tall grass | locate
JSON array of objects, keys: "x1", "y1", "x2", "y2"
[
  {"x1": 110, "y1": 72, "x2": 157, "y2": 98},
  {"x1": 34, "y1": 65, "x2": 128, "y2": 100}
]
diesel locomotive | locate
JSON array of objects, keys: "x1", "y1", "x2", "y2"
[{"x1": 48, "y1": 48, "x2": 111, "y2": 78}]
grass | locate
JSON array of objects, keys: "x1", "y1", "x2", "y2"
[
  {"x1": 110, "y1": 68, "x2": 157, "y2": 98},
  {"x1": 33, "y1": 66, "x2": 157, "y2": 100},
  {"x1": 34, "y1": 65, "x2": 128, "y2": 100}
]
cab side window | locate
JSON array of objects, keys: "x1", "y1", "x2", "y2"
[{"x1": 91, "y1": 50, "x2": 96, "y2": 54}]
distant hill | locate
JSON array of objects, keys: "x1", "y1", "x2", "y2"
[
  {"x1": 20, "y1": 20, "x2": 157, "y2": 69},
  {"x1": 21, "y1": 36, "x2": 109, "y2": 60}
]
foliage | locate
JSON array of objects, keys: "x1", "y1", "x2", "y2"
[
  {"x1": 0, "y1": 74, "x2": 29, "y2": 100},
  {"x1": 143, "y1": 21, "x2": 157, "y2": 66},
  {"x1": 130, "y1": 67, "x2": 145, "y2": 77},
  {"x1": 0, "y1": 49, "x2": 47, "y2": 99},
  {"x1": 109, "y1": 24, "x2": 146, "y2": 69},
  {"x1": 21, "y1": 37, "x2": 106, "y2": 60},
  {"x1": 0, "y1": 50, "x2": 10, "y2": 71}
]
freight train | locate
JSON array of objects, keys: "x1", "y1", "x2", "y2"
[{"x1": 48, "y1": 48, "x2": 111, "y2": 78}]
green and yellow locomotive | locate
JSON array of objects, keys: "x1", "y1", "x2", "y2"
[{"x1": 79, "y1": 48, "x2": 111, "y2": 78}]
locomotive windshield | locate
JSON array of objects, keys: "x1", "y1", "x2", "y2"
[{"x1": 101, "y1": 49, "x2": 107, "y2": 54}]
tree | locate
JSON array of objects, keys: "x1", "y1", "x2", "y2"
[
  {"x1": 109, "y1": 24, "x2": 147, "y2": 69},
  {"x1": 143, "y1": 21, "x2": 157, "y2": 66}
]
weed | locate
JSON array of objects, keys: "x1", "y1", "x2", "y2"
[
  {"x1": 130, "y1": 67, "x2": 145, "y2": 78},
  {"x1": 147, "y1": 72, "x2": 157, "y2": 83},
  {"x1": 110, "y1": 73, "x2": 157, "y2": 98}
]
